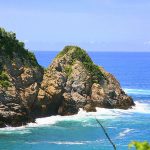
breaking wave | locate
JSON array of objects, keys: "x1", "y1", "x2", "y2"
[
  {"x1": 0, "y1": 88, "x2": 149, "y2": 133},
  {"x1": 30, "y1": 101, "x2": 150, "y2": 127},
  {"x1": 0, "y1": 101, "x2": 149, "y2": 134}
]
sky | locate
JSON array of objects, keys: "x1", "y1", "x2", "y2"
[{"x1": 0, "y1": 0, "x2": 150, "y2": 51}]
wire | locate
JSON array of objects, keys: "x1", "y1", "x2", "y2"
[{"x1": 95, "y1": 117, "x2": 117, "y2": 150}]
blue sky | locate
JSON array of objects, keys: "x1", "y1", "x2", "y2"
[{"x1": 0, "y1": 0, "x2": 150, "y2": 51}]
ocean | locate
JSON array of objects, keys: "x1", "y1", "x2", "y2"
[{"x1": 0, "y1": 52, "x2": 150, "y2": 150}]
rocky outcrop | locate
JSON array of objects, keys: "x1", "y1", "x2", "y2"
[
  {"x1": 0, "y1": 28, "x2": 134, "y2": 127},
  {"x1": 0, "y1": 28, "x2": 43, "y2": 127},
  {"x1": 38, "y1": 46, "x2": 134, "y2": 115}
]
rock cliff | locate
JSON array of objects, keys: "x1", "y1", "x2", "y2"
[
  {"x1": 0, "y1": 28, "x2": 43, "y2": 127},
  {"x1": 0, "y1": 28, "x2": 134, "y2": 127}
]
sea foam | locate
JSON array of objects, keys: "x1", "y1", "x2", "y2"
[
  {"x1": 27, "y1": 88, "x2": 149, "y2": 128},
  {"x1": 26, "y1": 101, "x2": 150, "y2": 128},
  {"x1": 0, "y1": 87, "x2": 150, "y2": 132},
  {"x1": 0, "y1": 101, "x2": 149, "y2": 132}
]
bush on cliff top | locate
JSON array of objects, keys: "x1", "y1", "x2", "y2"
[
  {"x1": 0, "y1": 28, "x2": 38, "y2": 66},
  {"x1": 57, "y1": 46, "x2": 105, "y2": 82}
]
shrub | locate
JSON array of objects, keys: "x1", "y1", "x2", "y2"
[
  {"x1": 0, "y1": 71, "x2": 11, "y2": 88},
  {"x1": 56, "y1": 46, "x2": 72, "y2": 58},
  {"x1": 57, "y1": 46, "x2": 105, "y2": 82},
  {"x1": 0, "y1": 80, "x2": 10, "y2": 88},
  {"x1": 0, "y1": 27, "x2": 38, "y2": 67},
  {"x1": 128, "y1": 141, "x2": 150, "y2": 150}
]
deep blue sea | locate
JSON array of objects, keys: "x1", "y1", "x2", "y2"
[{"x1": 0, "y1": 52, "x2": 150, "y2": 150}]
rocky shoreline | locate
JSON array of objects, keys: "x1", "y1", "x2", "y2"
[{"x1": 0, "y1": 28, "x2": 134, "y2": 127}]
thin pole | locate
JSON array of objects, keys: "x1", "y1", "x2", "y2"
[{"x1": 95, "y1": 118, "x2": 116, "y2": 150}]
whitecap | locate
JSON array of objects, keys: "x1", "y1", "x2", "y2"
[
  {"x1": 47, "y1": 140, "x2": 102, "y2": 145},
  {"x1": 26, "y1": 140, "x2": 100, "y2": 145},
  {"x1": 47, "y1": 141, "x2": 85, "y2": 145},
  {"x1": 117, "y1": 128, "x2": 134, "y2": 138},
  {"x1": 0, "y1": 126, "x2": 31, "y2": 134}
]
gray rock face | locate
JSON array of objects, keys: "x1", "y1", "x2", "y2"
[{"x1": 38, "y1": 46, "x2": 134, "y2": 115}]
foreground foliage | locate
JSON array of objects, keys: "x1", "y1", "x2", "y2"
[{"x1": 128, "y1": 141, "x2": 150, "y2": 150}]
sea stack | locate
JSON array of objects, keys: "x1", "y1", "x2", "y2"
[
  {"x1": 0, "y1": 28, "x2": 134, "y2": 127},
  {"x1": 39, "y1": 46, "x2": 135, "y2": 115}
]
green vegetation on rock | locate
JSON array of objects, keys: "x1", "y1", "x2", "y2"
[
  {"x1": 0, "y1": 28, "x2": 38, "y2": 66},
  {"x1": 64, "y1": 65, "x2": 72, "y2": 77},
  {"x1": 0, "y1": 61, "x2": 10, "y2": 88},
  {"x1": 56, "y1": 46, "x2": 73, "y2": 58},
  {"x1": 128, "y1": 141, "x2": 150, "y2": 150},
  {"x1": 57, "y1": 46, "x2": 105, "y2": 82},
  {"x1": 0, "y1": 71, "x2": 11, "y2": 88}
]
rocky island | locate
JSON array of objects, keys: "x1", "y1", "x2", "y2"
[{"x1": 0, "y1": 28, "x2": 134, "y2": 127}]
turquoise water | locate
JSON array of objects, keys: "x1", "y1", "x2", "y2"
[{"x1": 0, "y1": 52, "x2": 150, "y2": 150}]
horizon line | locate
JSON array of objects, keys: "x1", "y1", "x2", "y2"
[{"x1": 31, "y1": 50, "x2": 150, "y2": 53}]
